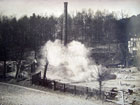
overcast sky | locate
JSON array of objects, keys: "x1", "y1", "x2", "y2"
[{"x1": 0, "y1": 0, "x2": 140, "y2": 18}]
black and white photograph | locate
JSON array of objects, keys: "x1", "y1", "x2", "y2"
[{"x1": 0, "y1": 0, "x2": 140, "y2": 105}]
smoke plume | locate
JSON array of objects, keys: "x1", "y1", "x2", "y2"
[{"x1": 37, "y1": 39, "x2": 105, "y2": 82}]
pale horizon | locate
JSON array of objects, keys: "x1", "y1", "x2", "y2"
[{"x1": 0, "y1": 0, "x2": 140, "y2": 18}]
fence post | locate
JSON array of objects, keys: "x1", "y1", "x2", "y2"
[
  {"x1": 74, "y1": 86, "x2": 76, "y2": 95},
  {"x1": 86, "y1": 87, "x2": 88, "y2": 94},
  {"x1": 63, "y1": 84, "x2": 66, "y2": 92}
]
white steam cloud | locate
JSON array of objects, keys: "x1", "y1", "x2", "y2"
[{"x1": 37, "y1": 39, "x2": 105, "y2": 82}]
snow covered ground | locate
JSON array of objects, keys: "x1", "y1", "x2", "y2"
[
  {"x1": 0, "y1": 82, "x2": 115, "y2": 105},
  {"x1": 46, "y1": 67, "x2": 140, "y2": 105},
  {"x1": 5, "y1": 67, "x2": 140, "y2": 105}
]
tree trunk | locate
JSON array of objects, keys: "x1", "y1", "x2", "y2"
[
  {"x1": 3, "y1": 60, "x2": 6, "y2": 78},
  {"x1": 15, "y1": 60, "x2": 21, "y2": 79},
  {"x1": 43, "y1": 62, "x2": 48, "y2": 80},
  {"x1": 35, "y1": 50, "x2": 37, "y2": 59},
  {"x1": 99, "y1": 80, "x2": 102, "y2": 99}
]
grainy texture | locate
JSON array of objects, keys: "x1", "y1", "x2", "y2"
[{"x1": 0, "y1": 82, "x2": 116, "y2": 105}]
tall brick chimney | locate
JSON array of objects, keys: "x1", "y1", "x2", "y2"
[{"x1": 63, "y1": 2, "x2": 68, "y2": 46}]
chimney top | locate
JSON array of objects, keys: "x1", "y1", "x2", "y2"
[{"x1": 64, "y1": 2, "x2": 68, "y2": 4}]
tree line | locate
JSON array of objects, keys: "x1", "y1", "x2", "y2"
[{"x1": 0, "y1": 10, "x2": 140, "y2": 77}]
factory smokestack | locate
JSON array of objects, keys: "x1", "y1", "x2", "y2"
[{"x1": 63, "y1": 2, "x2": 68, "y2": 46}]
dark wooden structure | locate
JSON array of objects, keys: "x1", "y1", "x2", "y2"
[{"x1": 32, "y1": 72, "x2": 41, "y2": 85}]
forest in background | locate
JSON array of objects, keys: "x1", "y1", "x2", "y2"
[{"x1": 0, "y1": 10, "x2": 140, "y2": 72}]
